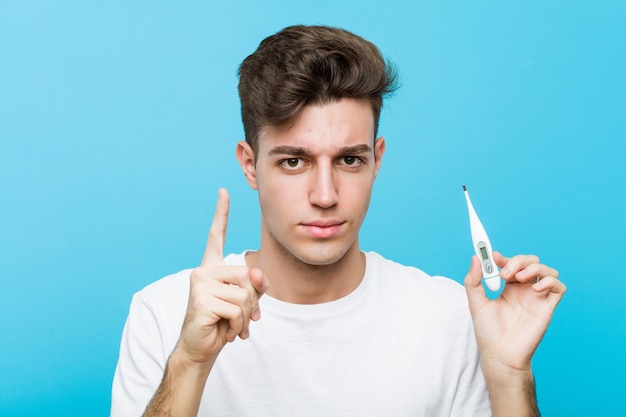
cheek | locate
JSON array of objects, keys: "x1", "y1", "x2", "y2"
[
  {"x1": 257, "y1": 168, "x2": 303, "y2": 198},
  {"x1": 348, "y1": 177, "x2": 375, "y2": 213},
  {"x1": 346, "y1": 173, "x2": 375, "y2": 196},
  {"x1": 257, "y1": 179, "x2": 298, "y2": 218}
]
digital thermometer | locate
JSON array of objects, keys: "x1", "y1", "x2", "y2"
[{"x1": 463, "y1": 185, "x2": 501, "y2": 291}]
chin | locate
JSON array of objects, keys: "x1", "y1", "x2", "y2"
[{"x1": 286, "y1": 241, "x2": 355, "y2": 267}]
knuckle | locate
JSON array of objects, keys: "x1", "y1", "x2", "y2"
[
  {"x1": 233, "y1": 287, "x2": 250, "y2": 305},
  {"x1": 230, "y1": 307, "x2": 244, "y2": 324},
  {"x1": 191, "y1": 293, "x2": 214, "y2": 311},
  {"x1": 190, "y1": 266, "x2": 217, "y2": 285},
  {"x1": 208, "y1": 226, "x2": 223, "y2": 240},
  {"x1": 190, "y1": 267, "x2": 203, "y2": 282}
]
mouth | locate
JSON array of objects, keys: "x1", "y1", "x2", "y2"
[{"x1": 300, "y1": 220, "x2": 345, "y2": 239}]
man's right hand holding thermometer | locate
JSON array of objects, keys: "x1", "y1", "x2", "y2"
[{"x1": 462, "y1": 185, "x2": 567, "y2": 416}]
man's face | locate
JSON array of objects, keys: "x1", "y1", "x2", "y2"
[{"x1": 239, "y1": 98, "x2": 385, "y2": 267}]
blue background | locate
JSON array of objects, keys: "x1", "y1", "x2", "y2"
[{"x1": 1, "y1": 1, "x2": 625, "y2": 415}]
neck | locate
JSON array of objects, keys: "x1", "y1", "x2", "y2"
[{"x1": 245, "y1": 239, "x2": 365, "y2": 305}]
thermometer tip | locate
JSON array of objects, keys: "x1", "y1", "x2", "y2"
[{"x1": 462, "y1": 184, "x2": 467, "y2": 192}]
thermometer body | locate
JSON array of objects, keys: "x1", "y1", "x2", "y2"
[{"x1": 463, "y1": 185, "x2": 501, "y2": 291}]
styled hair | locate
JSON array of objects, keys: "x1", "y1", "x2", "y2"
[{"x1": 238, "y1": 25, "x2": 398, "y2": 155}]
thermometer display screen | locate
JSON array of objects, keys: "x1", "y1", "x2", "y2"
[{"x1": 480, "y1": 247, "x2": 489, "y2": 260}]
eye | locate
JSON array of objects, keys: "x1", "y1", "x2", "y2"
[
  {"x1": 339, "y1": 156, "x2": 365, "y2": 167},
  {"x1": 280, "y1": 158, "x2": 303, "y2": 170}
]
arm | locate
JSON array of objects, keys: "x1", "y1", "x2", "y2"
[
  {"x1": 481, "y1": 361, "x2": 538, "y2": 417},
  {"x1": 143, "y1": 349, "x2": 215, "y2": 417},
  {"x1": 464, "y1": 252, "x2": 566, "y2": 417},
  {"x1": 142, "y1": 189, "x2": 269, "y2": 417}
]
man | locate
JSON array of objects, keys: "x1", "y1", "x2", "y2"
[{"x1": 111, "y1": 25, "x2": 566, "y2": 416}]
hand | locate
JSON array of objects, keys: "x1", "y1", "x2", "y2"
[
  {"x1": 464, "y1": 252, "x2": 566, "y2": 376},
  {"x1": 175, "y1": 188, "x2": 269, "y2": 366}
]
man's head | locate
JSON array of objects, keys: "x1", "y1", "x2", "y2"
[
  {"x1": 238, "y1": 25, "x2": 398, "y2": 156},
  {"x1": 235, "y1": 25, "x2": 398, "y2": 273}
]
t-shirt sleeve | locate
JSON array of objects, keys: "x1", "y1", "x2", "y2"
[
  {"x1": 110, "y1": 293, "x2": 169, "y2": 417},
  {"x1": 449, "y1": 317, "x2": 492, "y2": 416}
]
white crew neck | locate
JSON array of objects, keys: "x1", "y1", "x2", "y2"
[{"x1": 224, "y1": 251, "x2": 374, "y2": 318}]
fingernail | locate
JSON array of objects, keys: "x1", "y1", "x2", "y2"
[
  {"x1": 252, "y1": 308, "x2": 261, "y2": 321},
  {"x1": 500, "y1": 267, "x2": 510, "y2": 277}
]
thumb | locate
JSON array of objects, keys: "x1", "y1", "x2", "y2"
[
  {"x1": 249, "y1": 268, "x2": 270, "y2": 321},
  {"x1": 464, "y1": 255, "x2": 488, "y2": 314},
  {"x1": 250, "y1": 268, "x2": 270, "y2": 297}
]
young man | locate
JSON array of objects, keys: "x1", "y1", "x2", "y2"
[{"x1": 111, "y1": 25, "x2": 566, "y2": 416}]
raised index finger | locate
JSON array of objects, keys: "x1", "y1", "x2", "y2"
[{"x1": 201, "y1": 188, "x2": 230, "y2": 267}]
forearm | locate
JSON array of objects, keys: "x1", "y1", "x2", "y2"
[
  {"x1": 142, "y1": 348, "x2": 216, "y2": 417},
  {"x1": 483, "y1": 362, "x2": 539, "y2": 417}
]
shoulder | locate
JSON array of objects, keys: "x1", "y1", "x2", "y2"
[
  {"x1": 365, "y1": 251, "x2": 469, "y2": 310},
  {"x1": 366, "y1": 251, "x2": 464, "y2": 291},
  {"x1": 134, "y1": 268, "x2": 191, "y2": 307}
]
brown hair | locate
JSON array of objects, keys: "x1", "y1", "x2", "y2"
[{"x1": 238, "y1": 25, "x2": 398, "y2": 155}]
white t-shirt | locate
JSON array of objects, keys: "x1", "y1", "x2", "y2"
[{"x1": 111, "y1": 251, "x2": 491, "y2": 416}]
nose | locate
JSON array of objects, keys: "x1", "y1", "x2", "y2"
[{"x1": 309, "y1": 162, "x2": 339, "y2": 208}]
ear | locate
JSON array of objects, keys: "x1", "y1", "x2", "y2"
[
  {"x1": 373, "y1": 136, "x2": 385, "y2": 179},
  {"x1": 236, "y1": 141, "x2": 258, "y2": 190}
]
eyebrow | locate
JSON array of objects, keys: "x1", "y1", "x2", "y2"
[
  {"x1": 268, "y1": 146, "x2": 312, "y2": 157},
  {"x1": 268, "y1": 144, "x2": 372, "y2": 157}
]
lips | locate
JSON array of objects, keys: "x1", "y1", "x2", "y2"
[{"x1": 300, "y1": 220, "x2": 345, "y2": 239}]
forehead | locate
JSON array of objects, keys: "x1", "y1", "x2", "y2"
[{"x1": 258, "y1": 99, "x2": 376, "y2": 152}]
